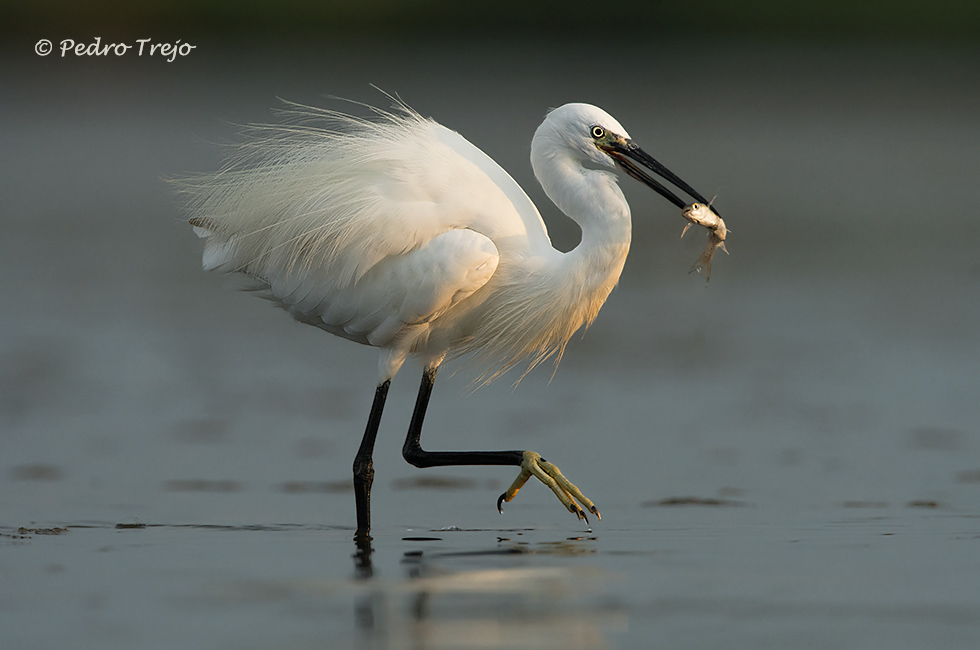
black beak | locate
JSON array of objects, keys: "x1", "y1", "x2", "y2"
[{"x1": 602, "y1": 139, "x2": 720, "y2": 217}]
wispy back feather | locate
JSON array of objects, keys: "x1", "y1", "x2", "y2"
[{"x1": 175, "y1": 101, "x2": 473, "y2": 289}]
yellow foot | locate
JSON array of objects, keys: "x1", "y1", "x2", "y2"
[{"x1": 496, "y1": 451, "x2": 600, "y2": 523}]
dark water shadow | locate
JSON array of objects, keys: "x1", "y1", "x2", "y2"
[{"x1": 54, "y1": 521, "x2": 356, "y2": 533}]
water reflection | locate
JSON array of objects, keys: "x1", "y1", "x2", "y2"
[
  {"x1": 351, "y1": 533, "x2": 621, "y2": 649},
  {"x1": 354, "y1": 532, "x2": 375, "y2": 579}
]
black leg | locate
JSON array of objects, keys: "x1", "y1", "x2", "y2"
[
  {"x1": 402, "y1": 365, "x2": 524, "y2": 468},
  {"x1": 352, "y1": 365, "x2": 598, "y2": 532},
  {"x1": 353, "y1": 380, "x2": 390, "y2": 539}
]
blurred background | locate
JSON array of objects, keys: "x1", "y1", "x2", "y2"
[
  {"x1": 7, "y1": 0, "x2": 980, "y2": 40},
  {"x1": 2, "y1": 3, "x2": 979, "y2": 649},
  {"x1": 3, "y1": 0, "x2": 980, "y2": 537}
]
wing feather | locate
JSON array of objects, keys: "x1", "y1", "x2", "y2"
[
  {"x1": 177, "y1": 103, "x2": 529, "y2": 291},
  {"x1": 177, "y1": 101, "x2": 545, "y2": 373},
  {"x1": 277, "y1": 228, "x2": 499, "y2": 348}
]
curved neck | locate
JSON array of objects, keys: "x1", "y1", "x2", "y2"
[{"x1": 533, "y1": 153, "x2": 632, "y2": 291}]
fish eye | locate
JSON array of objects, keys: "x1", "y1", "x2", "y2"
[
  {"x1": 691, "y1": 203, "x2": 700, "y2": 210},
  {"x1": 590, "y1": 126, "x2": 605, "y2": 139}
]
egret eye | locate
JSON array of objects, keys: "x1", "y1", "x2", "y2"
[{"x1": 590, "y1": 126, "x2": 605, "y2": 139}]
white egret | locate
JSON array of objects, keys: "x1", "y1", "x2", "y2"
[{"x1": 179, "y1": 99, "x2": 719, "y2": 536}]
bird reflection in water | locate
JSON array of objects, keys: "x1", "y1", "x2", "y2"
[{"x1": 349, "y1": 533, "x2": 620, "y2": 649}]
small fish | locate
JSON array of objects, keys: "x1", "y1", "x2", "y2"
[{"x1": 681, "y1": 201, "x2": 728, "y2": 282}]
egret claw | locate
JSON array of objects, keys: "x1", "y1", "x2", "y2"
[{"x1": 497, "y1": 451, "x2": 599, "y2": 524}]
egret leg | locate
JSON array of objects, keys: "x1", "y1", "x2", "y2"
[
  {"x1": 402, "y1": 365, "x2": 600, "y2": 523},
  {"x1": 353, "y1": 380, "x2": 390, "y2": 538}
]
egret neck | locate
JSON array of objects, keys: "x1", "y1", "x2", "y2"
[{"x1": 533, "y1": 151, "x2": 632, "y2": 300}]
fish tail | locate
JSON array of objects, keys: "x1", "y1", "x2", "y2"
[{"x1": 689, "y1": 249, "x2": 714, "y2": 282}]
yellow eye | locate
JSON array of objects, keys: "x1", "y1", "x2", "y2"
[{"x1": 590, "y1": 126, "x2": 605, "y2": 139}]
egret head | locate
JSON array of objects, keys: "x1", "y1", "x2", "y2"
[
  {"x1": 535, "y1": 103, "x2": 719, "y2": 216},
  {"x1": 534, "y1": 103, "x2": 628, "y2": 173}
]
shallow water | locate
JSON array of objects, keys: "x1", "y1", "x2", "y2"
[
  {"x1": 5, "y1": 505, "x2": 979, "y2": 649},
  {"x1": 2, "y1": 38, "x2": 980, "y2": 648}
]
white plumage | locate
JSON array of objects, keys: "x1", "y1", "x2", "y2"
[
  {"x1": 178, "y1": 97, "x2": 717, "y2": 532},
  {"x1": 180, "y1": 101, "x2": 632, "y2": 383}
]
